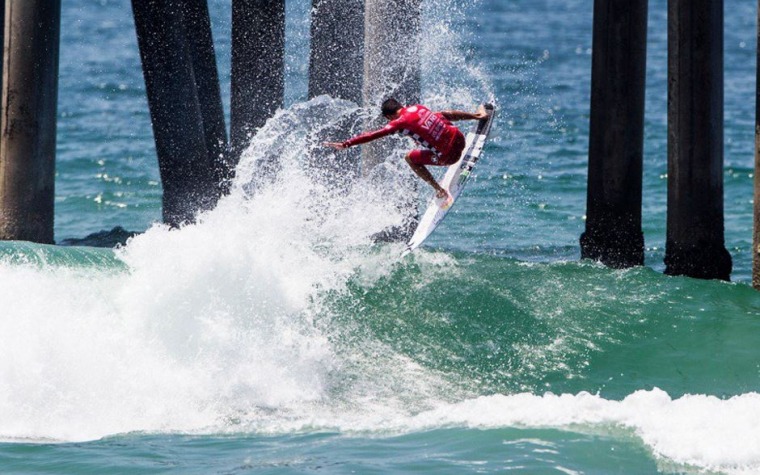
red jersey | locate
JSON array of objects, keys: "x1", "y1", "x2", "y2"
[{"x1": 343, "y1": 105, "x2": 464, "y2": 160}]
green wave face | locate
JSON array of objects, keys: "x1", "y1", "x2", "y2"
[
  {"x1": 0, "y1": 241, "x2": 125, "y2": 270},
  {"x1": 324, "y1": 251, "x2": 760, "y2": 400}
]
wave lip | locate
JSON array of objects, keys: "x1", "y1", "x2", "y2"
[{"x1": 405, "y1": 388, "x2": 760, "y2": 474}]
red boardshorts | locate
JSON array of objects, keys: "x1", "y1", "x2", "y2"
[{"x1": 407, "y1": 131, "x2": 467, "y2": 167}]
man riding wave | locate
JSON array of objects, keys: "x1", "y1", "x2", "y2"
[{"x1": 325, "y1": 98, "x2": 488, "y2": 200}]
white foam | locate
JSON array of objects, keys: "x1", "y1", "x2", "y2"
[
  {"x1": 0, "y1": 97, "x2": 416, "y2": 442},
  {"x1": 403, "y1": 389, "x2": 760, "y2": 475}
]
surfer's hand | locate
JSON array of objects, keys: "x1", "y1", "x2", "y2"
[
  {"x1": 473, "y1": 105, "x2": 488, "y2": 120},
  {"x1": 324, "y1": 142, "x2": 346, "y2": 150}
]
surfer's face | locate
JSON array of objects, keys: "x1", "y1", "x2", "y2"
[{"x1": 384, "y1": 111, "x2": 400, "y2": 121}]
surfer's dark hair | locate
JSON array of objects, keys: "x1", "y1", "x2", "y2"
[{"x1": 381, "y1": 98, "x2": 403, "y2": 117}]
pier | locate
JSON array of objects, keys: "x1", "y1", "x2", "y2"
[
  {"x1": 584, "y1": 0, "x2": 733, "y2": 282},
  {"x1": 0, "y1": 0, "x2": 61, "y2": 244},
  {"x1": 0, "y1": 0, "x2": 755, "y2": 284},
  {"x1": 132, "y1": 0, "x2": 227, "y2": 227},
  {"x1": 231, "y1": 0, "x2": 285, "y2": 163},
  {"x1": 665, "y1": 0, "x2": 731, "y2": 281},
  {"x1": 581, "y1": 0, "x2": 647, "y2": 269}
]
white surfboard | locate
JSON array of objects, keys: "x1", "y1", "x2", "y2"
[{"x1": 403, "y1": 103, "x2": 496, "y2": 255}]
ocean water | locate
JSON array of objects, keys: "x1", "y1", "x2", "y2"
[{"x1": 1, "y1": 0, "x2": 760, "y2": 474}]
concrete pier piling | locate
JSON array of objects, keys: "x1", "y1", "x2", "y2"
[
  {"x1": 0, "y1": 0, "x2": 61, "y2": 244},
  {"x1": 308, "y1": 0, "x2": 365, "y2": 189},
  {"x1": 182, "y1": 0, "x2": 229, "y2": 192},
  {"x1": 665, "y1": 0, "x2": 732, "y2": 280},
  {"x1": 362, "y1": 0, "x2": 422, "y2": 173},
  {"x1": 580, "y1": 0, "x2": 648, "y2": 269},
  {"x1": 309, "y1": 0, "x2": 364, "y2": 104},
  {"x1": 754, "y1": 0, "x2": 760, "y2": 289},
  {"x1": 0, "y1": 3, "x2": 4, "y2": 92},
  {"x1": 132, "y1": 0, "x2": 227, "y2": 227},
  {"x1": 230, "y1": 0, "x2": 285, "y2": 160}
]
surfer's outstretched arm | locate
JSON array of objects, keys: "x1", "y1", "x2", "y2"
[
  {"x1": 440, "y1": 105, "x2": 488, "y2": 121},
  {"x1": 325, "y1": 121, "x2": 402, "y2": 150}
]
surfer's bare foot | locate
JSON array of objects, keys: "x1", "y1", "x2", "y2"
[{"x1": 435, "y1": 188, "x2": 448, "y2": 200}]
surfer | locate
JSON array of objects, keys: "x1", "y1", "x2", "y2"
[{"x1": 325, "y1": 98, "x2": 488, "y2": 199}]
